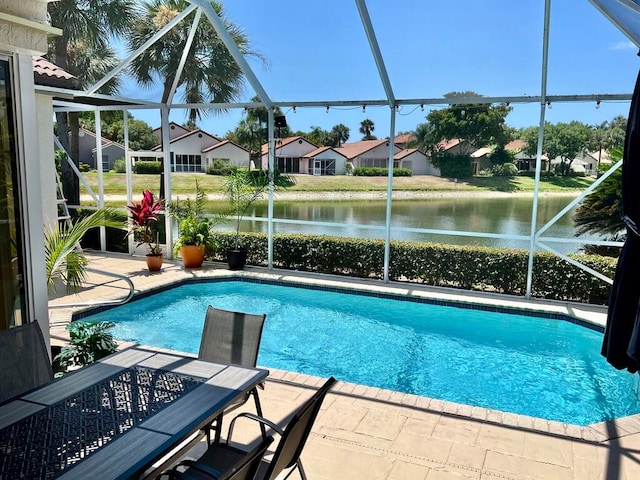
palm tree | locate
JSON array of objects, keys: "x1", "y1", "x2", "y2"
[
  {"x1": 45, "y1": 208, "x2": 125, "y2": 292},
  {"x1": 48, "y1": 0, "x2": 137, "y2": 211},
  {"x1": 127, "y1": 0, "x2": 264, "y2": 124},
  {"x1": 359, "y1": 119, "x2": 376, "y2": 140},
  {"x1": 331, "y1": 124, "x2": 350, "y2": 147}
]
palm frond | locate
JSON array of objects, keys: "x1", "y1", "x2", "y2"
[{"x1": 45, "y1": 208, "x2": 126, "y2": 291}]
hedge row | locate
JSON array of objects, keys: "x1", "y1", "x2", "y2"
[
  {"x1": 210, "y1": 232, "x2": 616, "y2": 305},
  {"x1": 353, "y1": 167, "x2": 412, "y2": 176},
  {"x1": 134, "y1": 161, "x2": 162, "y2": 174}
]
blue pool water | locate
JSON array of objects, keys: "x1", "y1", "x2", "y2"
[{"x1": 82, "y1": 281, "x2": 640, "y2": 426}]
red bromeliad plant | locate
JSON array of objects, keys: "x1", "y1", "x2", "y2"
[{"x1": 126, "y1": 190, "x2": 164, "y2": 255}]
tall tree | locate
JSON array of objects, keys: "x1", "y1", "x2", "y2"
[
  {"x1": 48, "y1": 0, "x2": 136, "y2": 210},
  {"x1": 127, "y1": 0, "x2": 264, "y2": 124},
  {"x1": 424, "y1": 91, "x2": 512, "y2": 155},
  {"x1": 331, "y1": 124, "x2": 350, "y2": 147},
  {"x1": 522, "y1": 121, "x2": 592, "y2": 176},
  {"x1": 359, "y1": 119, "x2": 376, "y2": 140}
]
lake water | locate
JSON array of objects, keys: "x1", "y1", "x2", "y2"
[{"x1": 207, "y1": 195, "x2": 596, "y2": 254}]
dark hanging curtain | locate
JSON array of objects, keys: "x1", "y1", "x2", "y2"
[{"x1": 602, "y1": 68, "x2": 640, "y2": 373}]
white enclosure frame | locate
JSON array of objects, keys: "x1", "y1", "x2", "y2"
[{"x1": 43, "y1": 0, "x2": 638, "y2": 300}]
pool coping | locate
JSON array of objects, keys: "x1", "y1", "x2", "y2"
[{"x1": 49, "y1": 255, "x2": 637, "y2": 444}]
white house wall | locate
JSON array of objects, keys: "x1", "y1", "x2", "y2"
[
  {"x1": 171, "y1": 134, "x2": 215, "y2": 155},
  {"x1": 37, "y1": 93, "x2": 57, "y2": 229},
  {"x1": 203, "y1": 142, "x2": 250, "y2": 169},
  {"x1": 401, "y1": 152, "x2": 440, "y2": 176},
  {"x1": 308, "y1": 150, "x2": 348, "y2": 175},
  {"x1": 261, "y1": 138, "x2": 317, "y2": 168},
  {"x1": 353, "y1": 143, "x2": 401, "y2": 167}
]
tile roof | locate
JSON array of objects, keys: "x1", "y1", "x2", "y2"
[
  {"x1": 32, "y1": 56, "x2": 80, "y2": 89},
  {"x1": 394, "y1": 133, "x2": 417, "y2": 145},
  {"x1": 202, "y1": 139, "x2": 248, "y2": 153},
  {"x1": 505, "y1": 139, "x2": 527, "y2": 152},
  {"x1": 471, "y1": 147, "x2": 492, "y2": 158},
  {"x1": 437, "y1": 138, "x2": 462, "y2": 151},
  {"x1": 337, "y1": 139, "x2": 393, "y2": 159},
  {"x1": 302, "y1": 146, "x2": 348, "y2": 159},
  {"x1": 151, "y1": 129, "x2": 220, "y2": 151},
  {"x1": 394, "y1": 148, "x2": 424, "y2": 160},
  {"x1": 260, "y1": 136, "x2": 316, "y2": 156}
]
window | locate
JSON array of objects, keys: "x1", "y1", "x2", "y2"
[
  {"x1": 359, "y1": 158, "x2": 388, "y2": 168},
  {"x1": 173, "y1": 154, "x2": 202, "y2": 172},
  {"x1": 276, "y1": 157, "x2": 300, "y2": 173},
  {"x1": 0, "y1": 59, "x2": 26, "y2": 329}
]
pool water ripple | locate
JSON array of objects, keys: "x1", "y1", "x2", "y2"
[{"x1": 83, "y1": 281, "x2": 640, "y2": 426}]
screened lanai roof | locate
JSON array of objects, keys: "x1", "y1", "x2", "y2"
[
  {"x1": 46, "y1": 0, "x2": 640, "y2": 296},
  {"x1": 590, "y1": 0, "x2": 640, "y2": 47}
]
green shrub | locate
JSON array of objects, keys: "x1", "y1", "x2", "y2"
[
  {"x1": 432, "y1": 153, "x2": 473, "y2": 178},
  {"x1": 113, "y1": 158, "x2": 126, "y2": 173},
  {"x1": 210, "y1": 231, "x2": 615, "y2": 305},
  {"x1": 353, "y1": 167, "x2": 412, "y2": 176},
  {"x1": 133, "y1": 160, "x2": 162, "y2": 174},
  {"x1": 491, "y1": 163, "x2": 518, "y2": 177},
  {"x1": 78, "y1": 163, "x2": 92, "y2": 172},
  {"x1": 206, "y1": 158, "x2": 237, "y2": 176}
]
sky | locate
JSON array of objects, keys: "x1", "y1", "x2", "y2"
[{"x1": 118, "y1": 0, "x2": 640, "y2": 141}]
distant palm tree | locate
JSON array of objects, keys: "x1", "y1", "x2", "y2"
[
  {"x1": 48, "y1": 0, "x2": 136, "y2": 210},
  {"x1": 127, "y1": 0, "x2": 264, "y2": 124},
  {"x1": 359, "y1": 119, "x2": 376, "y2": 140},
  {"x1": 331, "y1": 124, "x2": 350, "y2": 147}
]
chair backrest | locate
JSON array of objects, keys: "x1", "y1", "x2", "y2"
[
  {"x1": 263, "y1": 376, "x2": 337, "y2": 480},
  {"x1": 221, "y1": 435, "x2": 273, "y2": 480},
  {"x1": 0, "y1": 321, "x2": 53, "y2": 404},
  {"x1": 199, "y1": 306, "x2": 267, "y2": 367}
]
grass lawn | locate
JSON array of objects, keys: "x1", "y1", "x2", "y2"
[{"x1": 83, "y1": 172, "x2": 595, "y2": 197}]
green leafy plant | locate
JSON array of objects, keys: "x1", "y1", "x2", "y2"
[
  {"x1": 167, "y1": 181, "x2": 223, "y2": 255},
  {"x1": 126, "y1": 190, "x2": 164, "y2": 255},
  {"x1": 224, "y1": 169, "x2": 295, "y2": 249},
  {"x1": 54, "y1": 321, "x2": 117, "y2": 371},
  {"x1": 45, "y1": 208, "x2": 125, "y2": 292}
]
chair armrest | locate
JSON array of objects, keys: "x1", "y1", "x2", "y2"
[
  {"x1": 170, "y1": 459, "x2": 223, "y2": 479},
  {"x1": 227, "y1": 412, "x2": 284, "y2": 443}
]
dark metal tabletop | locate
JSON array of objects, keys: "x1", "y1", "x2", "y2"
[{"x1": 0, "y1": 346, "x2": 269, "y2": 480}]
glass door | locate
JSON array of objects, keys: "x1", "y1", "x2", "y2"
[{"x1": 0, "y1": 58, "x2": 25, "y2": 329}]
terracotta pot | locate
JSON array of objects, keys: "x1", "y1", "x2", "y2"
[
  {"x1": 227, "y1": 248, "x2": 248, "y2": 271},
  {"x1": 146, "y1": 253, "x2": 163, "y2": 272},
  {"x1": 180, "y1": 245, "x2": 205, "y2": 268}
]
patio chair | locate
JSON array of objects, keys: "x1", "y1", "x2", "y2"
[
  {"x1": 181, "y1": 376, "x2": 336, "y2": 480},
  {"x1": 0, "y1": 321, "x2": 53, "y2": 404},
  {"x1": 161, "y1": 435, "x2": 273, "y2": 480},
  {"x1": 199, "y1": 306, "x2": 267, "y2": 441}
]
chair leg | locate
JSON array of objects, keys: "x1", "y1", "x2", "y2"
[
  {"x1": 282, "y1": 460, "x2": 307, "y2": 480},
  {"x1": 251, "y1": 387, "x2": 268, "y2": 440}
]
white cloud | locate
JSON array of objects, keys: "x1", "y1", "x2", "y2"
[{"x1": 610, "y1": 40, "x2": 637, "y2": 50}]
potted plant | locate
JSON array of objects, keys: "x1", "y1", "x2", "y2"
[
  {"x1": 224, "y1": 169, "x2": 295, "y2": 270},
  {"x1": 126, "y1": 190, "x2": 164, "y2": 271},
  {"x1": 167, "y1": 181, "x2": 221, "y2": 268}
]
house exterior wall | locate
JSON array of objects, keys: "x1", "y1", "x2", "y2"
[
  {"x1": 203, "y1": 143, "x2": 250, "y2": 169},
  {"x1": 94, "y1": 143, "x2": 125, "y2": 171},
  {"x1": 307, "y1": 151, "x2": 348, "y2": 175},
  {"x1": 352, "y1": 143, "x2": 401, "y2": 168},
  {"x1": 400, "y1": 152, "x2": 440, "y2": 176},
  {"x1": 153, "y1": 123, "x2": 190, "y2": 141},
  {"x1": 260, "y1": 139, "x2": 316, "y2": 169},
  {"x1": 0, "y1": 0, "x2": 52, "y2": 347},
  {"x1": 36, "y1": 93, "x2": 57, "y2": 229}
]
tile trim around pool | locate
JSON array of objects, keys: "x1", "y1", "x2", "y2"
[
  {"x1": 65, "y1": 268, "x2": 633, "y2": 443},
  {"x1": 72, "y1": 274, "x2": 604, "y2": 333}
]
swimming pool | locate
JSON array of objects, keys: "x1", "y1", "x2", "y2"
[{"x1": 81, "y1": 279, "x2": 640, "y2": 426}]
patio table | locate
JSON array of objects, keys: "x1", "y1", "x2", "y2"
[{"x1": 0, "y1": 345, "x2": 269, "y2": 479}]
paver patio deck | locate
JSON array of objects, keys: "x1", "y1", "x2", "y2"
[{"x1": 48, "y1": 253, "x2": 640, "y2": 480}]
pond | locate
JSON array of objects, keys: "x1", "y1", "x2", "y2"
[{"x1": 207, "y1": 194, "x2": 597, "y2": 254}]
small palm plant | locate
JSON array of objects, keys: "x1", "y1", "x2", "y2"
[{"x1": 45, "y1": 208, "x2": 124, "y2": 292}]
